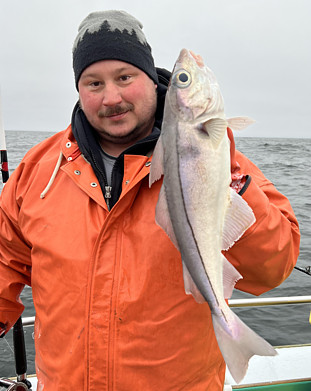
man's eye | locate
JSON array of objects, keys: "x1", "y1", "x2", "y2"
[
  {"x1": 90, "y1": 81, "x2": 101, "y2": 87},
  {"x1": 120, "y1": 75, "x2": 131, "y2": 82}
]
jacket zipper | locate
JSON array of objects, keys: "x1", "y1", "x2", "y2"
[
  {"x1": 105, "y1": 159, "x2": 118, "y2": 211},
  {"x1": 88, "y1": 145, "x2": 113, "y2": 210},
  {"x1": 105, "y1": 186, "x2": 112, "y2": 210}
]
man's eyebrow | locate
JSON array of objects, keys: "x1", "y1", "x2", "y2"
[
  {"x1": 115, "y1": 65, "x2": 138, "y2": 73},
  {"x1": 81, "y1": 66, "x2": 137, "y2": 79},
  {"x1": 80, "y1": 72, "x2": 99, "y2": 79}
]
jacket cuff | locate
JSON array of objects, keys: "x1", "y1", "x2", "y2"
[
  {"x1": 238, "y1": 175, "x2": 252, "y2": 196},
  {"x1": 0, "y1": 322, "x2": 7, "y2": 338},
  {"x1": 239, "y1": 175, "x2": 271, "y2": 223}
]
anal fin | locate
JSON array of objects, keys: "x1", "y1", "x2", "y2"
[
  {"x1": 149, "y1": 134, "x2": 164, "y2": 187},
  {"x1": 222, "y1": 188, "x2": 256, "y2": 251},
  {"x1": 222, "y1": 254, "x2": 242, "y2": 299},
  {"x1": 155, "y1": 184, "x2": 179, "y2": 250}
]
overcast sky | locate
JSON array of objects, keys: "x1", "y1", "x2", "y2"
[{"x1": 0, "y1": 0, "x2": 310, "y2": 138}]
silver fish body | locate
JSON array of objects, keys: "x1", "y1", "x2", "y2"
[{"x1": 150, "y1": 49, "x2": 276, "y2": 383}]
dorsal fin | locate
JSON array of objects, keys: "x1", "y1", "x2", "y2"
[{"x1": 227, "y1": 117, "x2": 255, "y2": 131}]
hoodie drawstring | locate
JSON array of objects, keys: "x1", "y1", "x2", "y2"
[{"x1": 40, "y1": 151, "x2": 63, "y2": 199}]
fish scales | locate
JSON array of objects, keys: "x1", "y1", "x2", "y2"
[{"x1": 149, "y1": 48, "x2": 277, "y2": 383}]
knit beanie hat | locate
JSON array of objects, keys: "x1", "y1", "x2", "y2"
[{"x1": 72, "y1": 10, "x2": 158, "y2": 89}]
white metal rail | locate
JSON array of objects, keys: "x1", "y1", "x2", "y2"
[
  {"x1": 228, "y1": 295, "x2": 311, "y2": 307},
  {"x1": 21, "y1": 295, "x2": 311, "y2": 327}
]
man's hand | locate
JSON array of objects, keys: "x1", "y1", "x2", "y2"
[{"x1": 227, "y1": 127, "x2": 247, "y2": 193}]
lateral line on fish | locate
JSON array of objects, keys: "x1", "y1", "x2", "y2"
[
  {"x1": 174, "y1": 128, "x2": 232, "y2": 326},
  {"x1": 175, "y1": 137, "x2": 224, "y2": 311}
]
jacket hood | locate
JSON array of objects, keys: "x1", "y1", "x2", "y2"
[{"x1": 153, "y1": 67, "x2": 171, "y2": 129}]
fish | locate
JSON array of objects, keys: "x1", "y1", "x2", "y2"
[{"x1": 149, "y1": 48, "x2": 277, "y2": 383}]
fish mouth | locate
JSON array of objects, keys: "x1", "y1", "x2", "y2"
[
  {"x1": 189, "y1": 50, "x2": 204, "y2": 68},
  {"x1": 177, "y1": 49, "x2": 204, "y2": 68}
]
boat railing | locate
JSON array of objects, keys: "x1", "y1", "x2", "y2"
[
  {"x1": 20, "y1": 295, "x2": 311, "y2": 327},
  {"x1": 6, "y1": 295, "x2": 311, "y2": 390},
  {"x1": 228, "y1": 295, "x2": 311, "y2": 307}
]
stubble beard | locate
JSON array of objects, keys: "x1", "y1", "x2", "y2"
[{"x1": 94, "y1": 96, "x2": 157, "y2": 148}]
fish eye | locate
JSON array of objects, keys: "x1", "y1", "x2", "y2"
[{"x1": 172, "y1": 70, "x2": 192, "y2": 88}]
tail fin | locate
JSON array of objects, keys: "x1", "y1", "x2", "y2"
[{"x1": 212, "y1": 311, "x2": 277, "y2": 383}]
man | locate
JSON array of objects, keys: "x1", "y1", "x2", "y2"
[{"x1": 0, "y1": 10, "x2": 300, "y2": 391}]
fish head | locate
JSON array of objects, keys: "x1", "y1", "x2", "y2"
[{"x1": 167, "y1": 49, "x2": 225, "y2": 123}]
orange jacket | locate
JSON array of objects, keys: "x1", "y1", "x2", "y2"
[{"x1": 0, "y1": 126, "x2": 300, "y2": 390}]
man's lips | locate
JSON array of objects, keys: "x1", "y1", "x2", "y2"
[
  {"x1": 105, "y1": 111, "x2": 129, "y2": 120},
  {"x1": 98, "y1": 104, "x2": 134, "y2": 119}
]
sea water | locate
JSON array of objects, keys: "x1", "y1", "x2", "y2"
[{"x1": 0, "y1": 131, "x2": 310, "y2": 377}]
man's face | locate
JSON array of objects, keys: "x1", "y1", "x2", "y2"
[{"x1": 78, "y1": 60, "x2": 158, "y2": 156}]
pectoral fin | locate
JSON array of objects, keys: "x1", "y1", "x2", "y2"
[{"x1": 203, "y1": 118, "x2": 228, "y2": 149}]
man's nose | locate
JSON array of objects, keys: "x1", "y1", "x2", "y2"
[{"x1": 102, "y1": 83, "x2": 122, "y2": 106}]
